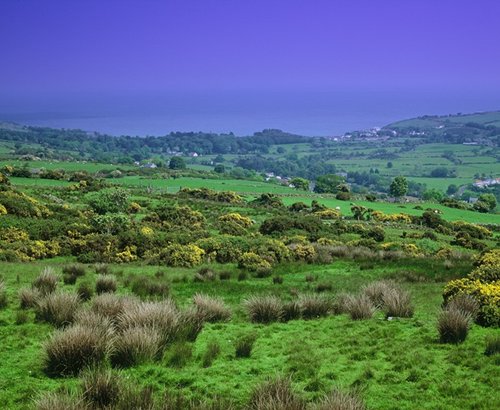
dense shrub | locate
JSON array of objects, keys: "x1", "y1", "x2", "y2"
[
  {"x1": 193, "y1": 293, "x2": 231, "y2": 323},
  {"x1": 248, "y1": 376, "x2": 305, "y2": 410},
  {"x1": 95, "y1": 275, "x2": 117, "y2": 294},
  {"x1": 154, "y1": 243, "x2": 205, "y2": 267},
  {"x1": 437, "y1": 307, "x2": 472, "y2": 344},
  {"x1": 35, "y1": 292, "x2": 81, "y2": 327},
  {"x1": 44, "y1": 324, "x2": 110, "y2": 376},
  {"x1": 244, "y1": 295, "x2": 283, "y2": 323},
  {"x1": 238, "y1": 252, "x2": 272, "y2": 273}
]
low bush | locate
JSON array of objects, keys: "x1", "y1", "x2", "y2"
[
  {"x1": 437, "y1": 307, "x2": 472, "y2": 344},
  {"x1": 244, "y1": 295, "x2": 283, "y2": 323},
  {"x1": 313, "y1": 387, "x2": 366, "y2": 410},
  {"x1": 44, "y1": 324, "x2": 110, "y2": 376},
  {"x1": 95, "y1": 275, "x2": 117, "y2": 294},
  {"x1": 248, "y1": 376, "x2": 305, "y2": 410},
  {"x1": 32, "y1": 268, "x2": 58, "y2": 296},
  {"x1": 202, "y1": 339, "x2": 221, "y2": 367},
  {"x1": 299, "y1": 294, "x2": 331, "y2": 320},
  {"x1": 238, "y1": 271, "x2": 248, "y2": 281},
  {"x1": 346, "y1": 294, "x2": 376, "y2": 320},
  {"x1": 81, "y1": 367, "x2": 121, "y2": 408},
  {"x1": 193, "y1": 293, "x2": 231, "y2": 323},
  {"x1": 235, "y1": 333, "x2": 257, "y2": 358},
  {"x1": 35, "y1": 292, "x2": 81, "y2": 327}
]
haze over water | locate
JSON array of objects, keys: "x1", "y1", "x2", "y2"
[{"x1": 2, "y1": 88, "x2": 499, "y2": 137}]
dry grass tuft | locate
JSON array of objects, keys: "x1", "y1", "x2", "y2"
[
  {"x1": 313, "y1": 387, "x2": 366, "y2": 410},
  {"x1": 244, "y1": 295, "x2": 283, "y2": 324},
  {"x1": 248, "y1": 376, "x2": 305, "y2": 410},
  {"x1": 32, "y1": 267, "x2": 59, "y2": 296},
  {"x1": 346, "y1": 294, "x2": 376, "y2": 320},
  {"x1": 193, "y1": 293, "x2": 231, "y2": 323},
  {"x1": 437, "y1": 307, "x2": 472, "y2": 344},
  {"x1": 35, "y1": 292, "x2": 81, "y2": 327}
]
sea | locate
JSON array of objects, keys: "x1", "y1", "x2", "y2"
[{"x1": 1, "y1": 88, "x2": 499, "y2": 137}]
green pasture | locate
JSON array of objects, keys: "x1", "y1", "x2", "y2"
[{"x1": 0, "y1": 258, "x2": 498, "y2": 409}]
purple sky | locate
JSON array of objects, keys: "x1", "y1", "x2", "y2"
[{"x1": 2, "y1": 0, "x2": 500, "y2": 96}]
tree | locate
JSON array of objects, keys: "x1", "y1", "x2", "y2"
[
  {"x1": 386, "y1": 161, "x2": 393, "y2": 169},
  {"x1": 314, "y1": 174, "x2": 344, "y2": 194},
  {"x1": 389, "y1": 176, "x2": 408, "y2": 198},
  {"x1": 446, "y1": 184, "x2": 458, "y2": 195},
  {"x1": 290, "y1": 177, "x2": 309, "y2": 191},
  {"x1": 477, "y1": 193, "x2": 497, "y2": 211},
  {"x1": 214, "y1": 164, "x2": 225, "y2": 174},
  {"x1": 169, "y1": 157, "x2": 186, "y2": 170}
]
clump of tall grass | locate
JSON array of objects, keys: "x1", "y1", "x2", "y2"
[
  {"x1": 35, "y1": 292, "x2": 81, "y2": 327},
  {"x1": 95, "y1": 274, "x2": 117, "y2": 294},
  {"x1": 331, "y1": 292, "x2": 351, "y2": 315},
  {"x1": 282, "y1": 301, "x2": 302, "y2": 322},
  {"x1": 73, "y1": 309, "x2": 115, "y2": 338},
  {"x1": 94, "y1": 263, "x2": 110, "y2": 275},
  {"x1": 248, "y1": 376, "x2": 305, "y2": 410},
  {"x1": 194, "y1": 267, "x2": 217, "y2": 282},
  {"x1": 110, "y1": 326, "x2": 161, "y2": 368},
  {"x1": 244, "y1": 295, "x2": 283, "y2": 324},
  {"x1": 81, "y1": 367, "x2": 121, "y2": 409},
  {"x1": 32, "y1": 267, "x2": 59, "y2": 296},
  {"x1": 63, "y1": 264, "x2": 86, "y2": 277},
  {"x1": 77, "y1": 281, "x2": 94, "y2": 301},
  {"x1": 346, "y1": 294, "x2": 376, "y2": 320},
  {"x1": 34, "y1": 391, "x2": 87, "y2": 410},
  {"x1": 313, "y1": 387, "x2": 366, "y2": 410},
  {"x1": 299, "y1": 294, "x2": 331, "y2": 319},
  {"x1": 44, "y1": 324, "x2": 111, "y2": 376},
  {"x1": 202, "y1": 339, "x2": 221, "y2": 367},
  {"x1": 91, "y1": 293, "x2": 137, "y2": 322},
  {"x1": 235, "y1": 333, "x2": 257, "y2": 358},
  {"x1": 130, "y1": 275, "x2": 169, "y2": 299},
  {"x1": 437, "y1": 307, "x2": 472, "y2": 344},
  {"x1": 361, "y1": 280, "x2": 396, "y2": 308},
  {"x1": 382, "y1": 288, "x2": 414, "y2": 318},
  {"x1": 0, "y1": 280, "x2": 7, "y2": 308},
  {"x1": 193, "y1": 293, "x2": 231, "y2": 323},
  {"x1": 117, "y1": 299, "x2": 179, "y2": 346},
  {"x1": 178, "y1": 307, "x2": 205, "y2": 342},
  {"x1": 19, "y1": 287, "x2": 41, "y2": 309},
  {"x1": 446, "y1": 294, "x2": 480, "y2": 320},
  {"x1": 484, "y1": 335, "x2": 500, "y2": 356}
]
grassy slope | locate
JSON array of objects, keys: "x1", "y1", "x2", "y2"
[
  {"x1": 0, "y1": 259, "x2": 498, "y2": 409},
  {"x1": 386, "y1": 110, "x2": 500, "y2": 129}
]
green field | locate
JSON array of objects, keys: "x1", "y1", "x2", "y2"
[{"x1": 0, "y1": 258, "x2": 498, "y2": 409}]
